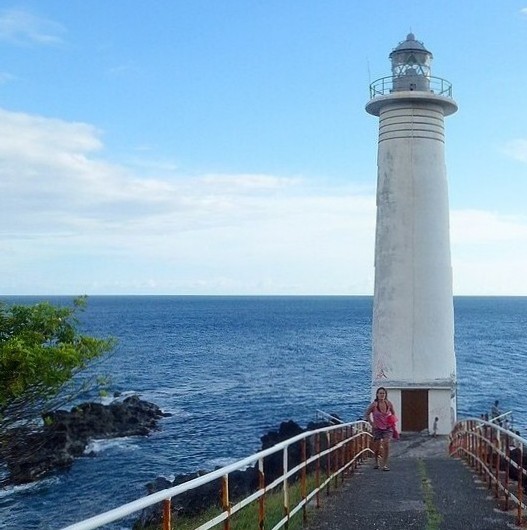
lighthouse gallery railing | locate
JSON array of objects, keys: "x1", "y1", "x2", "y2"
[
  {"x1": 60, "y1": 420, "x2": 373, "y2": 530},
  {"x1": 369, "y1": 75, "x2": 453, "y2": 99}
]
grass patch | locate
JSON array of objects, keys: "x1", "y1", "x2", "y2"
[{"x1": 417, "y1": 459, "x2": 443, "y2": 530}]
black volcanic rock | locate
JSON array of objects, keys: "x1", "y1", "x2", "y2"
[{"x1": 3, "y1": 395, "x2": 169, "y2": 485}]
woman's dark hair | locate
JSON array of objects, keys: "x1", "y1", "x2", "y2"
[{"x1": 375, "y1": 387, "x2": 388, "y2": 401}]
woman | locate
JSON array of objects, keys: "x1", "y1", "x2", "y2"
[{"x1": 364, "y1": 387, "x2": 396, "y2": 471}]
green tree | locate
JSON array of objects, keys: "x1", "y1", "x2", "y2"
[{"x1": 0, "y1": 296, "x2": 116, "y2": 435}]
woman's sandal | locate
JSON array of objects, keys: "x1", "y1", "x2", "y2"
[
  {"x1": 382, "y1": 466, "x2": 390, "y2": 471},
  {"x1": 373, "y1": 464, "x2": 379, "y2": 469}
]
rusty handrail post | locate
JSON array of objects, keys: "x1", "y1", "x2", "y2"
[
  {"x1": 282, "y1": 446, "x2": 290, "y2": 527},
  {"x1": 517, "y1": 445, "x2": 524, "y2": 527},
  {"x1": 331, "y1": 428, "x2": 336, "y2": 488},
  {"x1": 347, "y1": 425, "x2": 353, "y2": 473},
  {"x1": 481, "y1": 424, "x2": 487, "y2": 485},
  {"x1": 337, "y1": 427, "x2": 343, "y2": 486},
  {"x1": 221, "y1": 474, "x2": 230, "y2": 530},
  {"x1": 349, "y1": 426, "x2": 353, "y2": 464},
  {"x1": 504, "y1": 433, "x2": 510, "y2": 511},
  {"x1": 488, "y1": 427, "x2": 494, "y2": 490},
  {"x1": 351, "y1": 426, "x2": 356, "y2": 472},
  {"x1": 258, "y1": 457, "x2": 265, "y2": 530},
  {"x1": 465, "y1": 422, "x2": 471, "y2": 465},
  {"x1": 494, "y1": 429, "x2": 500, "y2": 499},
  {"x1": 364, "y1": 426, "x2": 367, "y2": 459},
  {"x1": 477, "y1": 424, "x2": 482, "y2": 475},
  {"x1": 325, "y1": 431, "x2": 331, "y2": 496},
  {"x1": 473, "y1": 421, "x2": 477, "y2": 466},
  {"x1": 315, "y1": 432, "x2": 321, "y2": 508},
  {"x1": 361, "y1": 424, "x2": 365, "y2": 459},
  {"x1": 353, "y1": 426, "x2": 358, "y2": 469},
  {"x1": 332, "y1": 428, "x2": 337, "y2": 487},
  {"x1": 343, "y1": 425, "x2": 349, "y2": 474},
  {"x1": 469, "y1": 422, "x2": 473, "y2": 463},
  {"x1": 461, "y1": 424, "x2": 466, "y2": 461},
  {"x1": 482, "y1": 424, "x2": 487, "y2": 487},
  {"x1": 301, "y1": 438, "x2": 307, "y2": 524},
  {"x1": 490, "y1": 428, "x2": 496, "y2": 494},
  {"x1": 162, "y1": 499, "x2": 171, "y2": 530},
  {"x1": 356, "y1": 425, "x2": 360, "y2": 456},
  {"x1": 475, "y1": 421, "x2": 480, "y2": 463},
  {"x1": 485, "y1": 425, "x2": 493, "y2": 490},
  {"x1": 481, "y1": 425, "x2": 486, "y2": 475},
  {"x1": 342, "y1": 426, "x2": 346, "y2": 478}
]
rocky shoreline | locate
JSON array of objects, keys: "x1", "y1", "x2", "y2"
[{"x1": 2, "y1": 395, "x2": 170, "y2": 485}]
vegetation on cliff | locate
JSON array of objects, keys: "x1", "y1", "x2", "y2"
[{"x1": 0, "y1": 296, "x2": 116, "y2": 481}]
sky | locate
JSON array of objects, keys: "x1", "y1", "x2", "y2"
[{"x1": 1, "y1": 1, "x2": 527, "y2": 296}]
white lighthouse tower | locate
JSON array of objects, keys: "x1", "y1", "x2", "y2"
[{"x1": 366, "y1": 34, "x2": 457, "y2": 435}]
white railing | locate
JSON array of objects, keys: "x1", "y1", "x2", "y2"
[
  {"x1": 314, "y1": 409, "x2": 343, "y2": 424},
  {"x1": 61, "y1": 420, "x2": 373, "y2": 530},
  {"x1": 489, "y1": 410, "x2": 514, "y2": 427},
  {"x1": 369, "y1": 75, "x2": 453, "y2": 98},
  {"x1": 450, "y1": 418, "x2": 527, "y2": 527}
]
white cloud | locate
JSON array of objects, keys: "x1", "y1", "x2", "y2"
[
  {"x1": 0, "y1": 107, "x2": 377, "y2": 294},
  {"x1": 501, "y1": 139, "x2": 527, "y2": 163},
  {"x1": 0, "y1": 8, "x2": 65, "y2": 46},
  {"x1": 200, "y1": 174, "x2": 301, "y2": 191},
  {"x1": 1, "y1": 106, "x2": 526, "y2": 295},
  {"x1": 451, "y1": 210, "x2": 527, "y2": 244},
  {"x1": 451, "y1": 209, "x2": 527, "y2": 295}
]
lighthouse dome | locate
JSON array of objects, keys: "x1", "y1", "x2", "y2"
[{"x1": 390, "y1": 33, "x2": 432, "y2": 58}]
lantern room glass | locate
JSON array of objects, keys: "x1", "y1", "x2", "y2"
[{"x1": 391, "y1": 50, "x2": 432, "y2": 79}]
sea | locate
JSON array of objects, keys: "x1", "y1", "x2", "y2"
[{"x1": 0, "y1": 295, "x2": 526, "y2": 529}]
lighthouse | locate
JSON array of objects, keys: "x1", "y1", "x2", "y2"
[{"x1": 366, "y1": 34, "x2": 457, "y2": 435}]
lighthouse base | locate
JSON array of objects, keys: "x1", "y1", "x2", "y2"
[{"x1": 378, "y1": 387, "x2": 456, "y2": 436}]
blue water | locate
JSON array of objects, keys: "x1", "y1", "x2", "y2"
[{"x1": 0, "y1": 295, "x2": 526, "y2": 529}]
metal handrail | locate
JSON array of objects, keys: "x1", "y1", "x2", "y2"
[
  {"x1": 369, "y1": 75, "x2": 453, "y2": 99},
  {"x1": 60, "y1": 420, "x2": 373, "y2": 530},
  {"x1": 489, "y1": 410, "x2": 513, "y2": 425},
  {"x1": 449, "y1": 418, "x2": 526, "y2": 526},
  {"x1": 315, "y1": 409, "x2": 344, "y2": 424},
  {"x1": 474, "y1": 410, "x2": 514, "y2": 431}
]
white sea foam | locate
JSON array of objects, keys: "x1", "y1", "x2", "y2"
[
  {"x1": 85, "y1": 389, "x2": 140, "y2": 406},
  {"x1": 205, "y1": 457, "x2": 239, "y2": 469},
  {"x1": 161, "y1": 407, "x2": 194, "y2": 418},
  {"x1": 84, "y1": 437, "x2": 139, "y2": 455},
  {"x1": 107, "y1": 390, "x2": 140, "y2": 402},
  {"x1": 98, "y1": 395, "x2": 114, "y2": 405},
  {"x1": 0, "y1": 475, "x2": 59, "y2": 498}
]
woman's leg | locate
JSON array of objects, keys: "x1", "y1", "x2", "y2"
[
  {"x1": 373, "y1": 439, "x2": 380, "y2": 467},
  {"x1": 382, "y1": 437, "x2": 390, "y2": 468}
]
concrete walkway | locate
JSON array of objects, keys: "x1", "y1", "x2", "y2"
[{"x1": 304, "y1": 434, "x2": 517, "y2": 529}]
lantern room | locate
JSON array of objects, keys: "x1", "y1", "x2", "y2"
[{"x1": 390, "y1": 32, "x2": 432, "y2": 92}]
